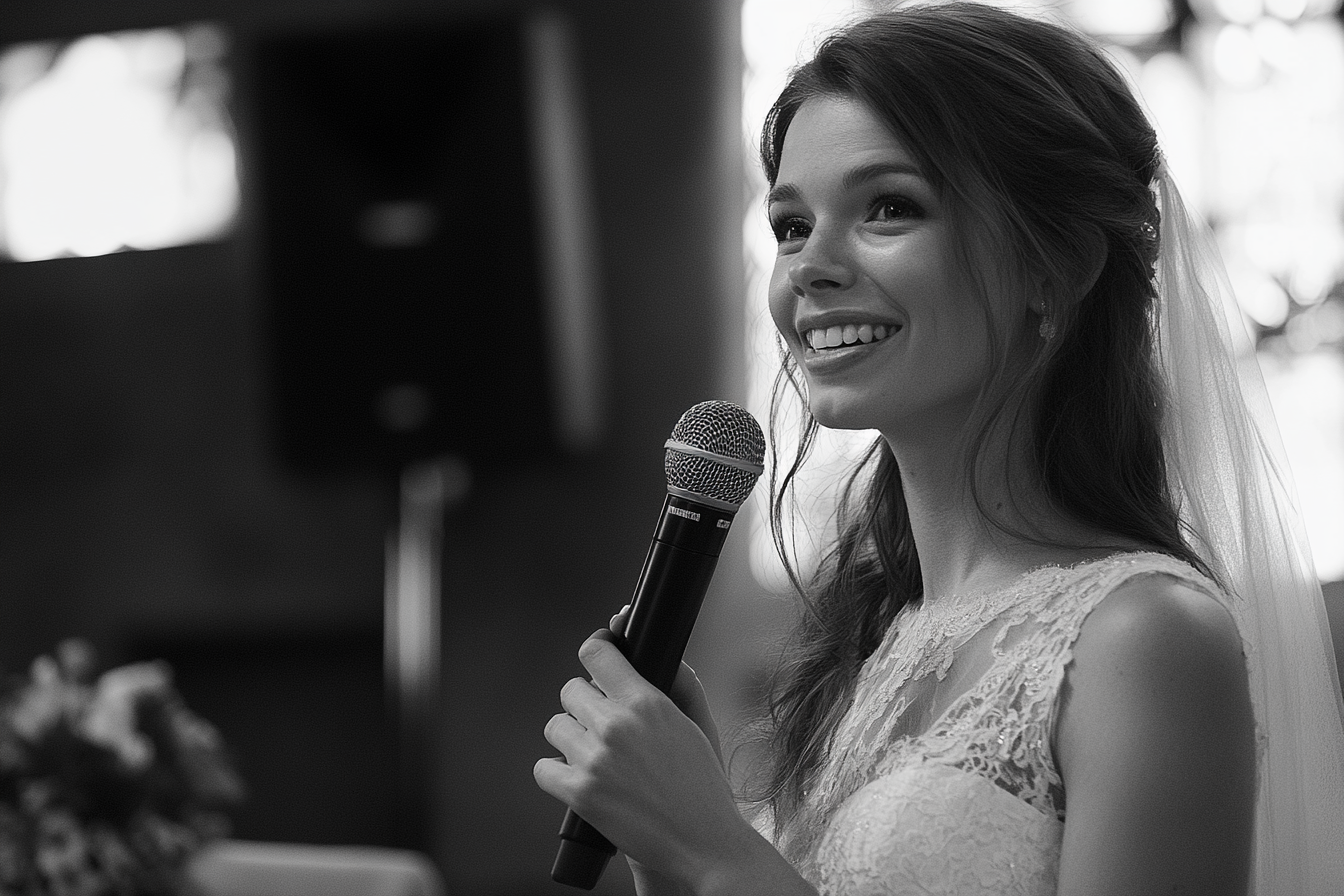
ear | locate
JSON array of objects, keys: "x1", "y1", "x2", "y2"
[
  {"x1": 1027, "y1": 225, "x2": 1109, "y2": 317},
  {"x1": 1068, "y1": 225, "x2": 1109, "y2": 304}
]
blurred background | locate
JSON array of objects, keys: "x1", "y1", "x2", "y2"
[{"x1": 0, "y1": 0, "x2": 1338, "y2": 893}]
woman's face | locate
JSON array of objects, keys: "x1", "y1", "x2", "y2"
[{"x1": 767, "y1": 96, "x2": 1026, "y2": 440}]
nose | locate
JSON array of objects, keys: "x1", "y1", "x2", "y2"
[{"x1": 787, "y1": 231, "x2": 856, "y2": 296}]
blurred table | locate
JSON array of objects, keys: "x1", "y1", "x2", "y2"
[{"x1": 188, "y1": 839, "x2": 446, "y2": 896}]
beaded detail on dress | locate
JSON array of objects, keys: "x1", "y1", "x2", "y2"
[{"x1": 768, "y1": 552, "x2": 1222, "y2": 896}]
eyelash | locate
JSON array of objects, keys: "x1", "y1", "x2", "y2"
[
  {"x1": 769, "y1": 193, "x2": 924, "y2": 244},
  {"x1": 871, "y1": 194, "x2": 923, "y2": 222},
  {"x1": 771, "y1": 216, "x2": 810, "y2": 243}
]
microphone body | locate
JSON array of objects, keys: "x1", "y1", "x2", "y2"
[
  {"x1": 552, "y1": 493, "x2": 736, "y2": 887},
  {"x1": 623, "y1": 492, "x2": 736, "y2": 691},
  {"x1": 551, "y1": 401, "x2": 764, "y2": 890}
]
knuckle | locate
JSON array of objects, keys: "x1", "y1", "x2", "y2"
[
  {"x1": 626, "y1": 688, "x2": 663, "y2": 717},
  {"x1": 583, "y1": 710, "x2": 613, "y2": 741},
  {"x1": 584, "y1": 741, "x2": 615, "y2": 777},
  {"x1": 574, "y1": 703, "x2": 613, "y2": 741},
  {"x1": 599, "y1": 705, "x2": 645, "y2": 745},
  {"x1": 594, "y1": 712, "x2": 624, "y2": 741}
]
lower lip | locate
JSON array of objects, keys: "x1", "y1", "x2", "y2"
[{"x1": 802, "y1": 332, "x2": 899, "y2": 374}]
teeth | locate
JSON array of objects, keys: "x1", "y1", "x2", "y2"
[{"x1": 804, "y1": 323, "x2": 899, "y2": 351}]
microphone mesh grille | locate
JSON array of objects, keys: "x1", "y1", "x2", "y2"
[{"x1": 664, "y1": 400, "x2": 766, "y2": 507}]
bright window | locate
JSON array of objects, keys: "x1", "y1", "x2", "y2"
[{"x1": 0, "y1": 23, "x2": 238, "y2": 261}]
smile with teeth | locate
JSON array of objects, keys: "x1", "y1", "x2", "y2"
[{"x1": 805, "y1": 323, "x2": 902, "y2": 351}]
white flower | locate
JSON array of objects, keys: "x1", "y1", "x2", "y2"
[
  {"x1": 8, "y1": 655, "x2": 82, "y2": 743},
  {"x1": 78, "y1": 661, "x2": 172, "y2": 772}
]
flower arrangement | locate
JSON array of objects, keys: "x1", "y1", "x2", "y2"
[{"x1": 0, "y1": 640, "x2": 245, "y2": 896}]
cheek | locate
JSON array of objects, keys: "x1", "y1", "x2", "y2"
[{"x1": 767, "y1": 268, "x2": 799, "y2": 349}]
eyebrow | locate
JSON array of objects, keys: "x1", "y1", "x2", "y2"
[
  {"x1": 843, "y1": 161, "x2": 925, "y2": 190},
  {"x1": 767, "y1": 161, "x2": 926, "y2": 208}
]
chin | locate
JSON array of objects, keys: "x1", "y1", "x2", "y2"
[{"x1": 805, "y1": 395, "x2": 883, "y2": 433}]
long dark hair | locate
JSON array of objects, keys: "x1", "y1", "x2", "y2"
[{"x1": 749, "y1": 2, "x2": 1215, "y2": 830}]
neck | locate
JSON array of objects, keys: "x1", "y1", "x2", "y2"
[
  {"x1": 886, "y1": 433, "x2": 1016, "y2": 602},
  {"x1": 884, "y1": 416, "x2": 1123, "y2": 604}
]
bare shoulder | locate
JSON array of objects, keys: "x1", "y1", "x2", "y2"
[
  {"x1": 1072, "y1": 572, "x2": 1246, "y2": 678},
  {"x1": 1061, "y1": 571, "x2": 1252, "y2": 761},
  {"x1": 1054, "y1": 571, "x2": 1256, "y2": 895}
]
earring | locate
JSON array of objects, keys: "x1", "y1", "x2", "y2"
[{"x1": 1038, "y1": 304, "x2": 1057, "y2": 341}]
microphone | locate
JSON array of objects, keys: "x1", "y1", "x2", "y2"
[{"x1": 550, "y1": 399, "x2": 766, "y2": 890}]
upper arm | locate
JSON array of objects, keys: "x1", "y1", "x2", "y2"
[{"x1": 1054, "y1": 575, "x2": 1256, "y2": 896}]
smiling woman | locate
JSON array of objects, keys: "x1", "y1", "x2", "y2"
[
  {"x1": 535, "y1": 4, "x2": 1344, "y2": 895},
  {"x1": 747, "y1": 1, "x2": 1344, "y2": 592},
  {"x1": 765, "y1": 97, "x2": 1002, "y2": 438}
]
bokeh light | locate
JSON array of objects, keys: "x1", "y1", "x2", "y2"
[{"x1": 0, "y1": 23, "x2": 237, "y2": 262}]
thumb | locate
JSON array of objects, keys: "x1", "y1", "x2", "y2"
[
  {"x1": 667, "y1": 661, "x2": 708, "y2": 717},
  {"x1": 667, "y1": 661, "x2": 723, "y2": 765}
]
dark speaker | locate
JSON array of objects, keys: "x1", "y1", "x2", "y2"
[{"x1": 253, "y1": 14, "x2": 602, "y2": 473}]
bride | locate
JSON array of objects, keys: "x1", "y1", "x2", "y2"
[{"x1": 534, "y1": 4, "x2": 1344, "y2": 894}]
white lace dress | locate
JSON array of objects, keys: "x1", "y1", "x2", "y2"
[{"x1": 764, "y1": 552, "x2": 1221, "y2": 896}]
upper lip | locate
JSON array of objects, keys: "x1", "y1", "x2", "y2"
[{"x1": 795, "y1": 311, "x2": 903, "y2": 339}]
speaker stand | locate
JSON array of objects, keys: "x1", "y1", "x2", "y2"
[{"x1": 384, "y1": 455, "x2": 471, "y2": 849}]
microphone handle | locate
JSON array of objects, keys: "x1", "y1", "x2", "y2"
[{"x1": 551, "y1": 494, "x2": 735, "y2": 889}]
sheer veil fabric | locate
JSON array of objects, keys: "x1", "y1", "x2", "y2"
[{"x1": 1153, "y1": 168, "x2": 1344, "y2": 894}]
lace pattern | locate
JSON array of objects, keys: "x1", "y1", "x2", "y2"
[
  {"x1": 813, "y1": 765, "x2": 1063, "y2": 896},
  {"x1": 771, "y1": 552, "x2": 1224, "y2": 893}
]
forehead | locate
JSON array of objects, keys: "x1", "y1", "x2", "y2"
[{"x1": 774, "y1": 96, "x2": 921, "y2": 184}]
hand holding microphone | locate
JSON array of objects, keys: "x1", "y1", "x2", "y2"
[
  {"x1": 608, "y1": 604, "x2": 725, "y2": 768},
  {"x1": 538, "y1": 400, "x2": 765, "y2": 890}
]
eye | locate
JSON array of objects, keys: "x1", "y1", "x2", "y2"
[
  {"x1": 870, "y1": 194, "x2": 923, "y2": 222},
  {"x1": 771, "y1": 215, "x2": 812, "y2": 244}
]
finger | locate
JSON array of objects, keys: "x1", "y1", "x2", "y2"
[
  {"x1": 577, "y1": 630, "x2": 651, "y2": 703},
  {"x1": 558, "y1": 676, "x2": 608, "y2": 727},
  {"x1": 609, "y1": 604, "x2": 631, "y2": 638},
  {"x1": 543, "y1": 711, "x2": 588, "y2": 757},
  {"x1": 533, "y1": 756, "x2": 578, "y2": 805}
]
